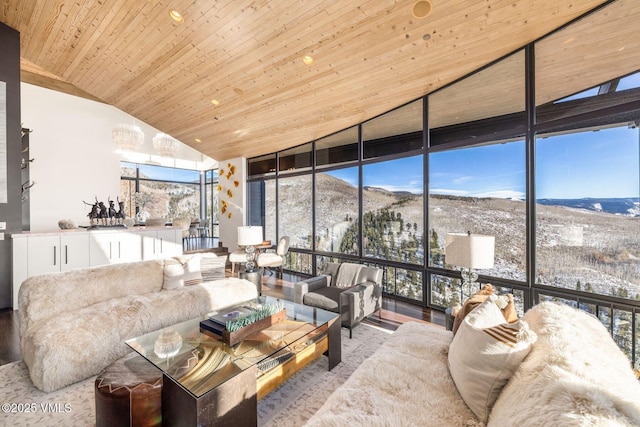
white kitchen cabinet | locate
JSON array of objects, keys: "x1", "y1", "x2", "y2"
[
  {"x1": 26, "y1": 234, "x2": 91, "y2": 275},
  {"x1": 12, "y1": 233, "x2": 90, "y2": 308},
  {"x1": 89, "y1": 231, "x2": 142, "y2": 265},
  {"x1": 12, "y1": 227, "x2": 180, "y2": 309},
  {"x1": 140, "y1": 229, "x2": 182, "y2": 260}
]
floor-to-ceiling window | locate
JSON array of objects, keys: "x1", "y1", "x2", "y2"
[
  {"x1": 530, "y1": 1, "x2": 640, "y2": 362},
  {"x1": 246, "y1": 0, "x2": 640, "y2": 365},
  {"x1": 315, "y1": 167, "x2": 359, "y2": 255},
  {"x1": 205, "y1": 169, "x2": 219, "y2": 237},
  {"x1": 428, "y1": 50, "x2": 527, "y2": 311},
  {"x1": 120, "y1": 163, "x2": 217, "y2": 236},
  {"x1": 361, "y1": 100, "x2": 425, "y2": 302}
]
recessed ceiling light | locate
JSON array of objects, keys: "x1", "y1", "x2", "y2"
[
  {"x1": 211, "y1": 99, "x2": 220, "y2": 106},
  {"x1": 412, "y1": 0, "x2": 433, "y2": 19},
  {"x1": 195, "y1": 138, "x2": 202, "y2": 143},
  {"x1": 302, "y1": 55, "x2": 314, "y2": 65},
  {"x1": 233, "y1": 88, "x2": 245, "y2": 96},
  {"x1": 169, "y1": 10, "x2": 184, "y2": 23},
  {"x1": 423, "y1": 34, "x2": 431, "y2": 41}
]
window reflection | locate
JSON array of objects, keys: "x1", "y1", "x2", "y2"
[
  {"x1": 362, "y1": 99, "x2": 423, "y2": 158},
  {"x1": 316, "y1": 126, "x2": 358, "y2": 166}
]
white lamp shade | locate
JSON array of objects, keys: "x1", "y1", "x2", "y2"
[
  {"x1": 237, "y1": 226, "x2": 263, "y2": 246},
  {"x1": 445, "y1": 232, "x2": 495, "y2": 269}
]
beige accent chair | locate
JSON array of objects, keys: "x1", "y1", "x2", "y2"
[
  {"x1": 256, "y1": 236, "x2": 290, "y2": 278},
  {"x1": 229, "y1": 250, "x2": 247, "y2": 275},
  {"x1": 145, "y1": 217, "x2": 166, "y2": 227},
  {"x1": 294, "y1": 262, "x2": 383, "y2": 338},
  {"x1": 172, "y1": 217, "x2": 191, "y2": 249}
]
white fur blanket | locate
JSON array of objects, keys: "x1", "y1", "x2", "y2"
[
  {"x1": 489, "y1": 302, "x2": 640, "y2": 426},
  {"x1": 307, "y1": 302, "x2": 640, "y2": 426},
  {"x1": 305, "y1": 322, "x2": 482, "y2": 426}
]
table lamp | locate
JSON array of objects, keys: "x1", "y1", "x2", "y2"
[
  {"x1": 237, "y1": 226, "x2": 263, "y2": 272},
  {"x1": 445, "y1": 231, "x2": 495, "y2": 299}
]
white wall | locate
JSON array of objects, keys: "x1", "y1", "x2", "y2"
[
  {"x1": 21, "y1": 83, "x2": 216, "y2": 232},
  {"x1": 217, "y1": 157, "x2": 247, "y2": 251}
]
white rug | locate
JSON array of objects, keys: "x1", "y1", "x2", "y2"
[{"x1": 0, "y1": 324, "x2": 391, "y2": 426}]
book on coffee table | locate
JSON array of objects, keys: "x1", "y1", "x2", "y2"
[
  {"x1": 209, "y1": 306, "x2": 255, "y2": 326},
  {"x1": 200, "y1": 319, "x2": 226, "y2": 336}
]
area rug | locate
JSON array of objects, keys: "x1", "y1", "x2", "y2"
[{"x1": 0, "y1": 324, "x2": 391, "y2": 426}]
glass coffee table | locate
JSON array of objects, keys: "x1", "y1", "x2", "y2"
[{"x1": 126, "y1": 296, "x2": 340, "y2": 426}]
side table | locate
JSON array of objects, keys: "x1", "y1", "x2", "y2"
[{"x1": 239, "y1": 269, "x2": 263, "y2": 296}]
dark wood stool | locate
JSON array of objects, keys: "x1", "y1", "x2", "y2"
[{"x1": 95, "y1": 352, "x2": 163, "y2": 427}]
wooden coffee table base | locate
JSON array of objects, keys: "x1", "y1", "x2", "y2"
[{"x1": 162, "y1": 316, "x2": 341, "y2": 426}]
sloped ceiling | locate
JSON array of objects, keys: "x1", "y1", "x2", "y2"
[{"x1": 1, "y1": 0, "x2": 608, "y2": 161}]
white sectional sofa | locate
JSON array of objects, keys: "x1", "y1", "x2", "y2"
[
  {"x1": 18, "y1": 253, "x2": 257, "y2": 392},
  {"x1": 306, "y1": 301, "x2": 640, "y2": 426}
]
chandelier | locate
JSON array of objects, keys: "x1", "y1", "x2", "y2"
[
  {"x1": 112, "y1": 124, "x2": 144, "y2": 152},
  {"x1": 152, "y1": 132, "x2": 179, "y2": 157}
]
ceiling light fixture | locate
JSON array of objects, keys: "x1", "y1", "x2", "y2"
[
  {"x1": 412, "y1": 0, "x2": 433, "y2": 19},
  {"x1": 211, "y1": 99, "x2": 220, "y2": 106},
  {"x1": 169, "y1": 10, "x2": 184, "y2": 23},
  {"x1": 112, "y1": 123, "x2": 144, "y2": 152},
  {"x1": 195, "y1": 138, "x2": 202, "y2": 143},
  {"x1": 302, "y1": 55, "x2": 314, "y2": 65},
  {"x1": 153, "y1": 132, "x2": 179, "y2": 157}
]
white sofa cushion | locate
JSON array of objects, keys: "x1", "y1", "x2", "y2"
[
  {"x1": 305, "y1": 322, "x2": 480, "y2": 426},
  {"x1": 489, "y1": 301, "x2": 640, "y2": 426},
  {"x1": 201, "y1": 253, "x2": 227, "y2": 281},
  {"x1": 163, "y1": 254, "x2": 203, "y2": 290},
  {"x1": 20, "y1": 262, "x2": 258, "y2": 392},
  {"x1": 448, "y1": 296, "x2": 537, "y2": 423},
  {"x1": 19, "y1": 260, "x2": 165, "y2": 335}
]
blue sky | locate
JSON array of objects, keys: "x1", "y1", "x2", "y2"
[
  {"x1": 430, "y1": 142, "x2": 526, "y2": 199},
  {"x1": 536, "y1": 127, "x2": 639, "y2": 199},
  {"x1": 135, "y1": 163, "x2": 201, "y2": 183},
  {"x1": 326, "y1": 126, "x2": 639, "y2": 199}
]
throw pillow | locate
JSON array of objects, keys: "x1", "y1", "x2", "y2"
[
  {"x1": 452, "y1": 285, "x2": 519, "y2": 334},
  {"x1": 448, "y1": 296, "x2": 537, "y2": 423},
  {"x1": 163, "y1": 254, "x2": 203, "y2": 290},
  {"x1": 201, "y1": 253, "x2": 227, "y2": 281},
  {"x1": 452, "y1": 284, "x2": 494, "y2": 334},
  {"x1": 499, "y1": 293, "x2": 518, "y2": 323}
]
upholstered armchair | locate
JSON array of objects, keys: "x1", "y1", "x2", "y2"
[{"x1": 294, "y1": 262, "x2": 383, "y2": 338}]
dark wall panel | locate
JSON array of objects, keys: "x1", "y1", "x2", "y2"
[{"x1": 0, "y1": 21, "x2": 22, "y2": 309}]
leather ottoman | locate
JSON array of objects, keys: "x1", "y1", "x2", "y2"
[{"x1": 95, "y1": 352, "x2": 163, "y2": 427}]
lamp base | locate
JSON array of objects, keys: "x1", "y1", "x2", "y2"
[
  {"x1": 460, "y1": 268, "x2": 479, "y2": 300},
  {"x1": 244, "y1": 245, "x2": 256, "y2": 272}
]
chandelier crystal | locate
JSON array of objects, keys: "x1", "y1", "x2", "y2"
[
  {"x1": 152, "y1": 132, "x2": 179, "y2": 157},
  {"x1": 112, "y1": 124, "x2": 144, "y2": 152}
]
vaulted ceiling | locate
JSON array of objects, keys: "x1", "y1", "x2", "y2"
[{"x1": 1, "y1": 0, "x2": 609, "y2": 161}]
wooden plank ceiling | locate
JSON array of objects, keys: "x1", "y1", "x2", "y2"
[{"x1": 0, "y1": 0, "x2": 610, "y2": 161}]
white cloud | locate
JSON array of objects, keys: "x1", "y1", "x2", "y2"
[{"x1": 474, "y1": 190, "x2": 525, "y2": 199}]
